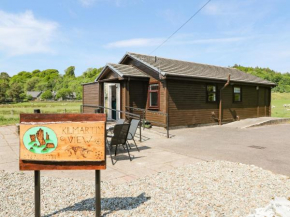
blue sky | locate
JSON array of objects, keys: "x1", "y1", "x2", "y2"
[{"x1": 0, "y1": 0, "x2": 289, "y2": 76}]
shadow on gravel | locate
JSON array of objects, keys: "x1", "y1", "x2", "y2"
[{"x1": 43, "y1": 192, "x2": 150, "y2": 217}]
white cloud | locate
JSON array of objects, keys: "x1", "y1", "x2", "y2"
[
  {"x1": 203, "y1": 3, "x2": 221, "y2": 15},
  {"x1": 79, "y1": 0, "x2": 124, "y2": 7},
  {"x1": 105, "y1": 36, "x2": 247, "y2": 48},
  {"x1": 79, "y1": 0, "x2": 97, "y2": 7},
  {"x1": 105, "y1": 38, "x2": 164, "y2": 48},
  {"x1": 0, "y1": 10, "x2": 58, "y2": 56}
]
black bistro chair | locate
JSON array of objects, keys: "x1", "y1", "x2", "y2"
[
  {"x1": 106, "y1": 124, "x2": 131, "y2": 165},
  {"x1": 127, "y1": 119, "x2": 140, "y2": 152},
  {"x1": 107, "y1": 119, "x2": 125, "y2": 133}
]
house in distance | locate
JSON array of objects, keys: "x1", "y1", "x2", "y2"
[{"x1": 82, "y1": 52, "x2": 276, "y2": 128}]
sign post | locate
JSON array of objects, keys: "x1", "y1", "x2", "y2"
[
  {"x1": 33, "y1": 109, "x2": 41, "y2": 217},
  {"x1": 95, "y1": 170, "x2": 101, "y2": 217},
  {"x1": 19, "y1": 113, "x2": 106, "y2": 217}
]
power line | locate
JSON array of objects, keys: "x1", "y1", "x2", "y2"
[{"x1": 149, "y1": 0, "x2": 212, "y2": 55}]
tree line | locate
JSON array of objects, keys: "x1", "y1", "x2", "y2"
[
  {"x1": 233, "y1": 65, "x2": 290, "y2": 92},
  {"x1": 0, "y1": 66, "x2": 102, "y2": 103},
  {"x1": 1, "y1": 64, "x2": 289, "y2": 103}
]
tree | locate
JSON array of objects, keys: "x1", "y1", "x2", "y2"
[
  {"x1": 39, "y1": 69, "x2": 59, "y2": 78},
  {"x1": 0, "y1": 82, "x2": 9, "y2": 102},
  {"x1": 35, "y1": 80, "x2": 51, "y2": 91},
  {"x1": 0, "y1": 72, "x2": 10, "y2": 81},
  {"x1": 19, "y1": 93, "x2": 27, "y2": 101},
  {"x1": 27, "y1": 95, "x2": 33, "y2": 101},
  {"x1": 55, "y1": 88, "x2": 72, "y2": 100},
  {"x1": 83, "y1": 68, "x2": 102, "y2": 79},
  {"x1": 25, "y1": 77, "x2": 40, "y2": 91},
  {"x1": 32, "y1": 69, "x2": 41, "y2": 77},
  {"x1": 7, "y1": 83, "x2": 23, "y2": 102},
  {"x1": 0, "y1": 72, "x2": 10, "y2": 102},
  {"x1": 64, "y1": 66, "x2": 75, "y2": 78},
  {"x1": 41, "y1": 90, "x2": 53, "y2": 100}
]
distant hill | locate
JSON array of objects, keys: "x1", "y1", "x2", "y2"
[
  {"x1": 1, "y1": 64, "x2": 289, "y2": 103},
  {"x1": 233, "y1": 65, "x2": 290, "y2": 92},
  {"x1": 0, "y1": 66, "x2": 102, "y2": 103}
]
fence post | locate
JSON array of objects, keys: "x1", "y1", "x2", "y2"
[
  {"x1": 166, "y1": 114, "x2": 169, "y2": 138},
  {"x1": 142, "y1": 110, "x2": 146, "y2": 130},
  {"x1": 80, "y1": 105, "x2": 83, "y2": 114},
  {"x1": 139, "y1": 115, "x2": 142, "y2": 142}
]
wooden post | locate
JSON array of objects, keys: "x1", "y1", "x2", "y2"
[
  {"x1": 35, "y1": 170, "x2": 41, "y2": 217},
  {"x1": 257, "y1": 88, "x2": 260, "y2": 117},
  {"x1": 19, "y1": 113, "x2": 106, "y2": 217},
  {"x1": 34, "y1": 109, "x2": 41, "y2": 217},
  {"x1": 95, "y1": 170, "x2": 101, "y2": 217}
]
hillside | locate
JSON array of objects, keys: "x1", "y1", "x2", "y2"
[
  {"x1": 0, "y1": 66, "x2": 101, "y2": 102},
  {"x1": 1, "y1": 64, "x2": 290, "y2": 103},
  {"x1": 233, "y1": 65, "x2": 290, "y2": 92}
]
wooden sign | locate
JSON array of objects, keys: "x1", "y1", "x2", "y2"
[
  {"x1": 19, "y1": 114, "x2": 106, "y2": 170},
  {"x1": 20, "y1": 122, "x2": 105, "y2": 162}
]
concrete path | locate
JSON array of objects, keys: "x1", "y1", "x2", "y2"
[
  {"x1": 0, "y1": 125, "x2": 201, "y2": 184},
  {"x1": 2, "y1": 120, "x2": 290, "y2": 182},
  {"x1": 221, "y1": 117, "x2": 284, "y2": 129}
]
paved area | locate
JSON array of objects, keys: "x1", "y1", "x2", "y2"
[
  {"x1": 0, "y1": 125, "x2": 201, "y2": 184},
  {"x1": 221, "y1": 117, "x2": 283, "y2": 128},
  {"x1": 150, "y1": 123, "x2": 290, "y2": 176},
  {"x1": 1, "y1": 121, "x2": 290, "y2": 183}
]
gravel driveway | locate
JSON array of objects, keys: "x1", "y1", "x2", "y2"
[{"x1": 1, "y1": 161, "x2": 290, "y2": 217}]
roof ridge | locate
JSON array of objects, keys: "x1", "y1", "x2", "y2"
[
  {"x1": 127, "y1": 51, "x2": 240, "y2": 71},
  {"x1": 125, "y1": 52, "x2": 275, "y2": 86}
]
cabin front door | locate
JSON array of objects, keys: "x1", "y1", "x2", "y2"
[{"x1": 104, "y1": 83, "x2": 120, "y2": 120}]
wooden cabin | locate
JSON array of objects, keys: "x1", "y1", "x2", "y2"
[{"x1": 82, "y1": 52, "x2": 276, "y2": 128}]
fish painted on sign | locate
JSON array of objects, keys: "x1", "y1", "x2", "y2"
[{"x1": 23, "y1": 126, "x2": 58, "y2": 154}]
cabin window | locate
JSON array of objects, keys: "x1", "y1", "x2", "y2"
[
  {"x1": 148, "y1": 84, "x2": 159, "y2": 109},
  {"x1": 233, "y1": 87, "x2": 242, "y2": 102},
  {"x1": 206, "y1": 85, "x2": 217, "y2": 102}
]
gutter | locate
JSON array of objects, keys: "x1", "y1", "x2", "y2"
[{"x1": 165, "y1": 73, "x2": 276, "y2": 87}]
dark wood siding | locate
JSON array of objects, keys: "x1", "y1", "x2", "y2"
[
  {"x1": 124, "y1": 57, "x2": 167, "y2": 125},
  {"x1": 167, "y1": 80, "x2": 271, "y2": 127},
  {"x1": 83, "y1": 82, "x2": 100, "y2": 113},
  {"x1": 126, "y1": 80, "x2": 167, "y2": 125}
]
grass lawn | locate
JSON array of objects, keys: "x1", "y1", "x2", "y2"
[
  {"x1": 0, "y1": 101, "x2": 82, "y2": 126},
  {"x1": 271, "y1": 93, "x2": 290, "y2": 118},
  {"x1": 0, "y1": 93, "x2": 289, "y2": 126}
]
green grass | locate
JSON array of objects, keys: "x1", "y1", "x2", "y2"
[
  {"x1": 271, "y1": 93, "x2": 290, "y2": 118},
  {"x1": 0, "y1": 93, "x2": 289, "y2": 126},
  {"x1": 0, "y1": 101, "x2": 82, "y2": 126}
]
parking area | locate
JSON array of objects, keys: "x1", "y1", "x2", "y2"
[
  {"x1": 151, "y1": 123, "x2": 290, "y2": 176},
  {"x1": 1, "y1": 122, "x2": 290, "y2": 182}
]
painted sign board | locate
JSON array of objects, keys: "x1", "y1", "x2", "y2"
[
  {"x1": 19, "y1": 113, "x2": 106, "y2": 170},
  {"x1": 20, "y1": 122, "x2": 105, "y2": 162}
]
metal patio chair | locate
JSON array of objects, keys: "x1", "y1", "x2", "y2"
[
  {"x1": 107, "y1": 119, "x2": 125, "y2": 134},
  {"x1": 127, "y1": 119, "x2": 140, "y2": 152},
  {"x1": 106, "y1": 124, "x2": 131, "y2": 165}
]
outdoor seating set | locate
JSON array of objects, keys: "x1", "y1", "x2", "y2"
[{"x1": 106, "y1": 119, "x2": 140, "y2": 165}]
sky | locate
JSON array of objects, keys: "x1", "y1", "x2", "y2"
[{"x1": 0, "y1": 0, "x2": 290, "y2": 76}]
